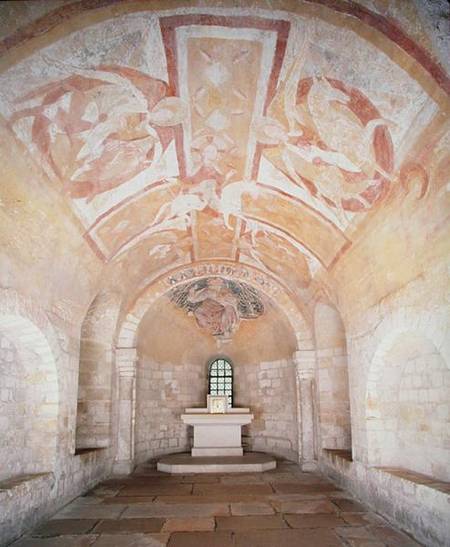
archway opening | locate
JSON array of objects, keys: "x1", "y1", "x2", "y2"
[
  {"x1": 75, "y1": 293, "x2": 118, "y2": 451},
  {"x1": 0, "y1": 314, "x2": 58, "y2": 480},
  {"x1": 133, "y1": 278, "x2": 299, "y2": 463},
  {"x1": 367, "y1": 332, "x2": 450, "y2": 481},
  {"x1": 314, "y1": 303, "x2": 352, "y2": 454}
]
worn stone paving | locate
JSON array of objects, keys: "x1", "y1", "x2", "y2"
[{"x1": 11, "y1": 460, "x2": 422, "y2": 546}]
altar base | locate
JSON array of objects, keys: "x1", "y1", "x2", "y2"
[
  {"x1": 157, "y1": 452, "x2": 276, "y2": 474},
  {"x1": 182, "y1": 410, "x2": 253, "y2": 458}
]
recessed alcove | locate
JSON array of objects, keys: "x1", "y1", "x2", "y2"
[
  {"x1": 367, "y1": 332, "x2": 450, "y2": 481},
  {"x1": 314, "y1": 304, "x2": 352, "y2": 453},
  {"x1": 75, "y1": 293, "x2": 119, "y2": 451},
  {"x1": 135, "y1": 287, "x2": 299, "y2": 464},
  {"x1": 0, "y1": 316, "x2": 58, "y2": 481}
]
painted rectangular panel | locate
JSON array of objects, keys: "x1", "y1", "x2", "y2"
[{"x1": 91, "y1": 180, "x2": 184, "y2": 258}]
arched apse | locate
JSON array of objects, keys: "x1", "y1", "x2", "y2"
[
  {"x1": 117, "y1": 262, "x2": 313, "y2": 349},
  {"x1": 0, "y1": 314, "x2": 59, "y2": 480},
  {"x1": 75, "y1": 292, "x2": 121, "y2": 450},
  {"x1": 134, "y1": 283, "x2": 299, "y2": 463},
  {"x1": 367, "y1": 331, "x2": 450, "y2": 481},
  {"x1": 113, "y1": 261, "x2": 313, "y2": 472},
  {"x1": 314, "y1": 303, "x2": 352, "y2": 452}
]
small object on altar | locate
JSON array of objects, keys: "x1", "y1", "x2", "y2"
[{"x1": 208, "y1": 394, "x2": 228, "y2": 414}]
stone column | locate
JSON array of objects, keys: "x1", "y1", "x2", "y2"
[
  {"x1": 113, "y1": 348, "x2": 137, "y2": 475},
  {"x1": 294, "y1": 350, "x2": 318, "y2": 471}
]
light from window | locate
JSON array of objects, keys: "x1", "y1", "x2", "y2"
[{"x1": 208, "y1": 358, "x2": 233, "y2": 407}]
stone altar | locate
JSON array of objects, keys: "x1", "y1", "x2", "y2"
[
  {"x1": 157, "y1": 395, "x2": 275, "y2": 472},
  {"x1": 182, "y1": 395, "x2": 253, "y2": 457}
]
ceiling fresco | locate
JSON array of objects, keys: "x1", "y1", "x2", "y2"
[
  {"x1": 0, "y1": 5, "x2": 445, "y2": 303},
  {"x1": 169, "y1": 276, "x2": 264, "y2": 340}
]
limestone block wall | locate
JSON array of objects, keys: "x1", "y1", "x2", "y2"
[
  {"x1": 133, "y1": 292, "x2": 300, "y2": 463},
  {"x1": 367, "y1": 332, "x2": 450, "y2": 481},
  {"x1": 133, "y1": 297, "x2": 214, "y2": 463},
  {"x1": 321, "y1": 138, "x2": 450, "y2": 543},
  {"x1": 234, "y1": 358, "x2": 299, "y2": 461},
  {"x1": 338, "y1": 263, "x2": 450, "y2": 476},
  {"x1": 320, "y1": 451, "x2": 450, "y2": 547},
  {"x1": 134, "y1": 355, "x2": 299, "y2": 464},
  {"x1": 0, "y1": 291, "x2": 117, "y2": 546},
  {"x1": 76, "y1": 337, "x2": 113, "y2": 448},
  {"x1": 314, "y1": 304, "x2": 352, "y2": 451},
  {"x1": 0, "y1": 331, "x2": 57, "y2": 481},
  {"x1": 323, "y1": 256, "x2": 450, "y2": 546},
  {"x1": 0, "y1": 449, "x2": 114, "y2": 547},
  {"x1": 0, "y1": 121, "x2": 117, "y2": 544},
  {"x1": 329, "y1": 143, "x2": 450, "y2": 470},
  {"x1": 135, "y1": 358, "x2": 206, "y2": 463},
  {"x1": 75, "y1": 293, "x2": 120, "y2": 450}
]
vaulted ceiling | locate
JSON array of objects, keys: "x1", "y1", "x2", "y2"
[{"x1": 0, "y1": 0, "x2": 448, "y2": 335}]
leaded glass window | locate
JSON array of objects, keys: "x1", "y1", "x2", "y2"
[{"x1": 208, "y1": 358, "x2": 233, "y2": 407}]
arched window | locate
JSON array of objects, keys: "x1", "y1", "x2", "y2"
[{"x1": 208, "y1": 358, "x2": 233, "y2": 406}]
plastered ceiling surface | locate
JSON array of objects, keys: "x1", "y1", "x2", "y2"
[{"x1": 0, "y1": 0, "x2": 448, "y2": 339}]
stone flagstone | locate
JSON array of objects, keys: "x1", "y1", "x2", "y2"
[{"x1": 11, "y1": 466, "x2": 424, "y2": 547}]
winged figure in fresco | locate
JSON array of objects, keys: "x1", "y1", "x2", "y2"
[
  {"x1": 9, "y1": 65, "x2": 186, "y2": 201},
  {"x1": 170, "y1": 277, "x2": 264, "y2": 339},
  {"x1": 151, "y1": 178, "x2": 260, "y2": 231},
  {"x1": 256, "y1": 36, "x2": 394, "y2": 224}
]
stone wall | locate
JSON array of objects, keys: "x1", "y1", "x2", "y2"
[
  {"x1": 135, "y1": 357, "x2": 206, "y2": 463},
  {"x1": 0, "y1": 291, "x2": 117, "y2": 546},
  {"x1": 134, "y1": 353, "x2": 300, "y2": 464},
  {"x1": 235, "y1": 358, "x2": 298, "y2": 461},
  {"x1": 320, "y1": 451, "x2": 450, "y2": 547},
  {"x1": 314, "y1": 303, "x2": 352, "y2": 451},
  {"x1": 319, "y1": 126, "x2": 450, "y2": 544},
  {"x1": 0, "y1": 115, "x2": 115, "y2": 544},
  {"x1": 328, "y1": 135, "x2": 450, "y2": 467},
  {"x1": 367, "y1": 332, "x2": 450, "y2": 481},
  {"x1": 133, "y1": 294, "x2": 300, "y2": 463},
  {"x1": 134, "y1": 297, "x2": 212, "y2": 463},
  {"x1": 0, "y1": 449, "x2": 113, "y2": 547},
  {"x1": 0, "y1": 331, "x2": 58, "y2": 481},
  {"x1": 76, "y1": 293, "x2": 120, "y2": 450}
]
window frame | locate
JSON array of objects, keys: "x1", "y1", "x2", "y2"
[{"x1": 208, "y1": 357, "x2": 233, "y2": 407}]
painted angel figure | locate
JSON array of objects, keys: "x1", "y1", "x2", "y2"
[
  {"x1": 10, "y1": 65, "x2": 186, "y2": 201},
  {"x1": 187, "y1": 277, "x2": 240, "y2": 339},
  {"x1": 256, "y1": 36, "x2": 394, "y2": 224},
  {"x1": 170, "y1": 277, "x2": 264, "y2": 339}
]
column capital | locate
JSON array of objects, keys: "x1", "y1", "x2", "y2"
[
  {"x1": 293, "y1": 349, "x2": 316, "y2": 362},
  {"x1": 293, "y1": 350, "x2": 316, "y2": 379}
]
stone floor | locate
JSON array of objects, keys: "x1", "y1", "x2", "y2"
[{"x1": 11, "y1": 459, "x2": 422, "y2": 547}]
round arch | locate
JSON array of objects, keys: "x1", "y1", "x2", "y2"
[
  {"x1": 116, "y1": 261, "x2": 313, "y2": 351},
  {"x1": 0, "y1": 312, "x2": 59, "y2": 478},
  {"x1": 76, "y1": 291, "x2": 122, "y2": 450},
  {"x1": 112, "y1": 261, "x2": 314, "y2": 473},
  {"x1": 0, "y1": 288, "x2": 62, "y2": 477},
  {"x1": 208, "y1": 356, "x2": 234, "y2": 407},
  {"x1": 313, "y1": 302, "x2": 352, "y2": 452},
  {"x1": 365, "y1": 307, "x2": 449, "y2": 473}
]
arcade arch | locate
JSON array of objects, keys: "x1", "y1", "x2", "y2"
[{"x1": 0, "y1": 313, "x2": 58, "y2": 479}]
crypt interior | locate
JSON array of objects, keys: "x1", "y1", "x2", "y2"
[{"x1": 0, "y1": 1, "x2": 449, "y2": 546}]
